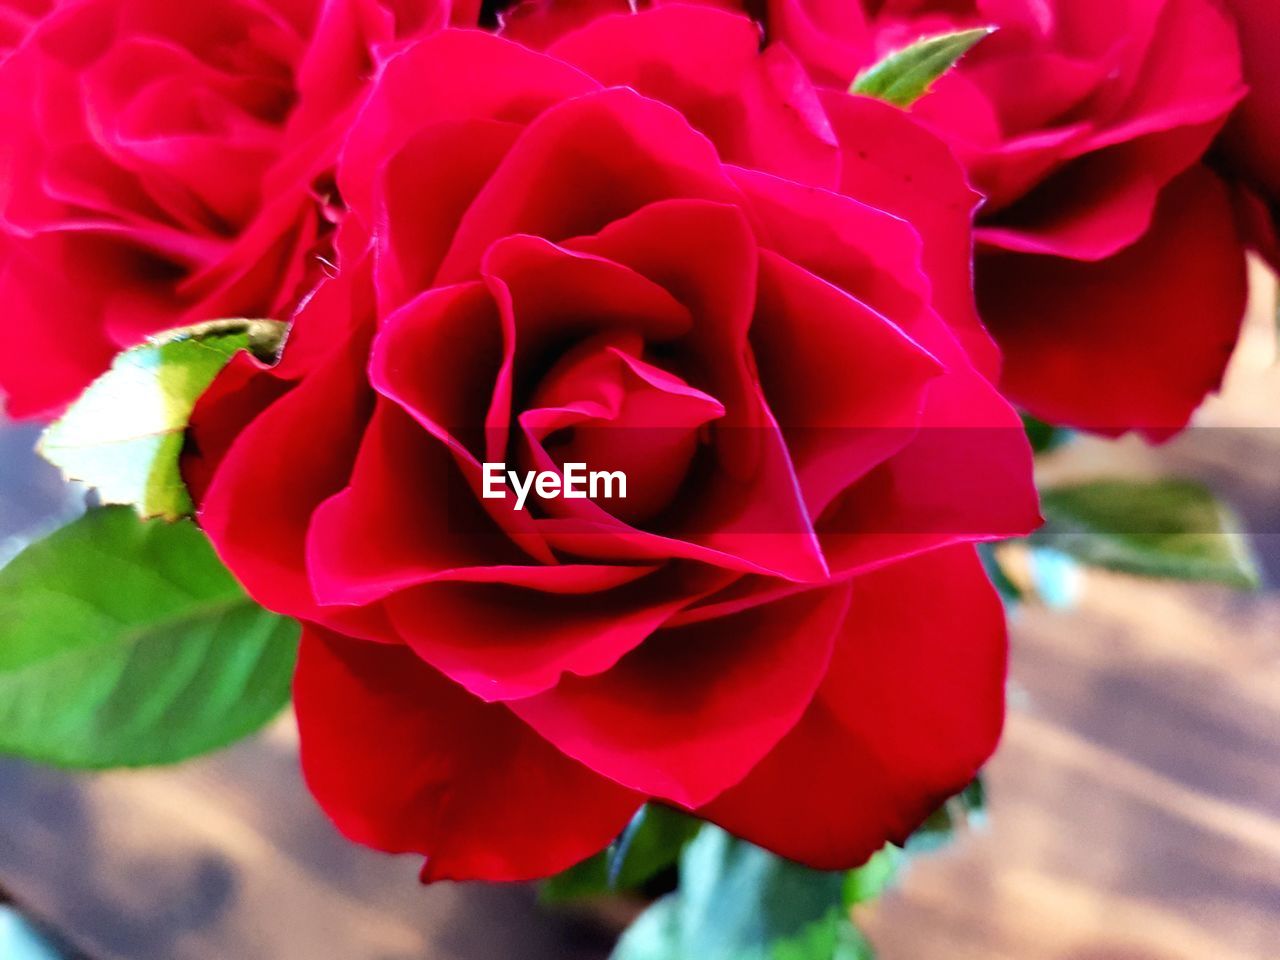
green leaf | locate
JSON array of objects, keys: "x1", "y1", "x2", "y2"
[
  {"x1": 39, "y1": 319, "x2": 286, "y2": 520},
  {"x1": 904, "y1": 776, "x2": 987, "y2": 854},
  {"x1": 842, "y1": 846, "x2": 902, "y2": 907},
  {"x1": 0, "y1": 506, "x2": 299, "y2": 768},
  {"x1": 612, "y1": 826, "x2": 868, "y2": 960},
  {"x1": 841, "y1": 778, "x2": 986, "y2": 907},
  {"x1": 1032, "y1": 479, "x2": 1261, "y2": 589},
  {"x1": 540, "y1": 852, "x2": 614, "y2": 903},
  {"x1": 851, "y1": 27, "x2": 994, "y2": 107},
  {"x1": 958, "y1": 777, "x2": 987, "y2": 816},
  {"x1": 1021, "y1": 412, "x2": 1072, "y2": 455},
  {"x1": 977, "y1": 542, "x2": 1022, "y2": 605},
  {"x1": 610, "y1": 805, "x2": 704, "y2": 889},
  {"x1": 542, "y1": 805, "x2": 701, "y2": 902}
]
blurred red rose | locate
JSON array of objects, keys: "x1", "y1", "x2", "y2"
[
  {"x1": 1215, "y1": 0, "x2": 1280, "y2": 267},
  {"x1": 186, "y1": 9, "x2": 1039, "y2": 882},
  {"x1": 824, "y1": 0, "x2": 1251, "y2": 436},
  {"x1": 0, "y1": 0, "x2": 48, "y2": 58},
  {"x1": 926, "y1": 0, "x2": 1248, "y2": 437},
  {"x1": 502, "y1": 0, "x2": 1250, "y2": 436},
  {"x1": 0, "y1": 0, "x2": 475, "y2": 418}
]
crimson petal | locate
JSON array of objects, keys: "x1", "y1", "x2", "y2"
[
  {"x1": 979, "y1": 165, "x2": 1247, "y2": 437},
  {"x1": 295, "y1": 626, "x2": 644, "y2": 882},
  {"x1": 549, "y1": 5, "x2": 840, "y2": 189},
  {"x1": 510, "y1": 583, "x2": 852, "y2": 808},
  {"x1": 386, "y1": 562, "x2": 728, "y2": 702},
  {"x1": 435, "y1": 86, "x2": 740, "y2": 284},
  {"x1": 337, "y1": 29, "x2": 598, "y2": 225},
  {"x1": 698, "y1": 546, "x2": 1006, "y2": 869}
]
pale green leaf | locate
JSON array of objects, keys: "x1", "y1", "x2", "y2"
[
  {"x1": 542, "y1": 805, "x2": 701, "y2": 902},
  {"x1": 612, "y1": 826, "x2": 866, "y2": 960},
  {"x1": 38, "y1": 319, "x2": 286, "y2": 520},
  {"x1": 842, "y1": 847, "x2": 903, "y2": 907},
  {"x1": 1032, "y1": 478, "x2": 1261, "y2": 589},
  {"x1": 851, "y1": 28, "x2": 994, "y2": 107}
]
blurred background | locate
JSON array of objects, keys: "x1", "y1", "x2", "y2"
[{"x1": 1, "y1": 265, "x2": 1278, "y2": 960}]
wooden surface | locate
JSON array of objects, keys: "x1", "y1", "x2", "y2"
[
  {"x1": 864, "y1": 570, "x2": 1280, "y2": 960},
  {"x1": 865, "y1": 265, "x2": 1280, "y2": 960},
  {"x1": 0, "y1": 271, "x2": 1277, "y2": 959}
]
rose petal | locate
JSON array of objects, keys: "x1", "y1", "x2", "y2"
[
  {"x1": 0, "y1": 233, "x2": 122, "y2": 417},
  {"x1": 480, "y1": 232, "x2": 696, "y2": 462},
  {"x1": 729, "y1": 166, "x2": 932, "y2": 341},
  {"x1": 498, "y1": 0, "x2": 631, "y2": 49},
  {"x1": 563, "y1": 197, "x2": 757, "y2": 364},
  {"x1": 369, "y1": 280, "x2": 558, "y2": 564},
  {"x1": 817, "y1": 361, "x2": 1040, "y2": 574},
  {"x1": 1219, "y1": 0, "x2": 1280, "y2": 210},
  {"x1": 977, "y1": 119, "x2": 1230, "y2": 261},
  {"x1": 821, "y1": 91, "x2": 997, "y2": 378},
  {"x1": 518, "y1": 339, "x2": 726, "y2": 525},
  {"x1": 979, "y1": 165, "x2": 1247, "y2": 437},
  {"x1": 510, "y1": 583, "x2": 852, "y2": 808},
  {"x1": 435, "y1": 86, "x2": 740, "y2": 284},
  {"x1": 199, "y1": 318, "x2": 374, "y2": 621},
  {"x1": 564, "y1": 198, "x2": 833, "y2": 580},
  {"x1": 549, "y1": 5, "x2": 840, "y2": 189},
  {"x1": 373, "y1": 118, "x2": 521, "y2": 310},
  {"x1": 761, "y1": 0, "x2": 873, "y2": 87},
  {"x1": 386, "y1": 562, "x2": 729, "y2": 701},
  {"x1": 370, "y1": 280, "x2": 505, "y2": 460},
  {"x1": 181, "y1": 349, "x2": 290, "y2": 507},
  {"x1": 295, "y1": 625, "x2": 644, "y2": 882},
  {"x1": 1074, "y1": 0, "x2": 1243, "y2": 151},
  {"x1": 697, "y1": 546, "x2": 1006, "y2": 869},
  {"x1": 751, "y1": 249, "x2": 942, "y2": 516},
  {"x1": 307, "y1": 401, "x2": 569, "y2": 605},
  {"x1": 338, "y1": 29, "x2": 598, "y2": 224}
]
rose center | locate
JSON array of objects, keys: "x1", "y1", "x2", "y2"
[{"x1": 516, "y1": 333, "x2": 724, "y2": 524}]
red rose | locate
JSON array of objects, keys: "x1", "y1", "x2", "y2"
[
  {"x1": 932, "y1": 1, "x2": 1248, "y2": 437},
  {"x1": 0, "y1": 0, "x2": 48, "y2": 58},
  {"x1": 1216, "y1": 0, "x2": 1280, "y2": 266},
  {"x1": 188, "y1": 9, "x2": 1039, "y2": 881},
  {"x1": 837, "y1": 0, "x2": 1252, "y2": 436},
  {"x1": 505, "y1": 0, "x2": 1250, "y2": 435},
  {"x1": 0, "y1": 0, "x2": 474, "y2": 418}
]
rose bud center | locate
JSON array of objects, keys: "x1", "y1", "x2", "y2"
[{"x1": 517, "y1": 332, "x2": 724, "y2": 524}]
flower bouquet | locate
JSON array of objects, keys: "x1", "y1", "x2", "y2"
[{"x1": 0, "y1": 0, "x2": 1271, "y2": 956}]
